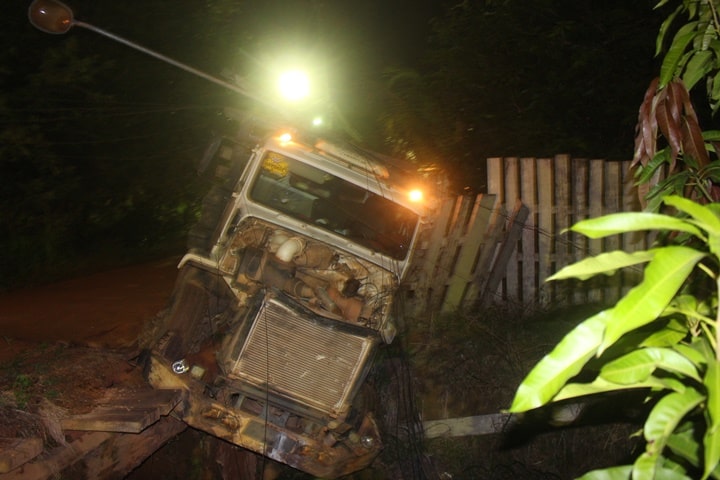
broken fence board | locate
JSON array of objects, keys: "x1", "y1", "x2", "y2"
[
  {"x1": 480, "y1": 201, "x2": 530, "y2": 305},
  {"x1": 0, "y1": 431, "x2": 113, "y2": 480},
  {"x1": 423, "y1": 413, "x2": 517, "y2": 438},
  {"x1": 0, "y1": 417, "x2": 186, "y2": 480},
  {"x1": 440, "y1": 194, "x2": 496, "y2": 311},
  {"x1": 61, "y1": 388, "x2": 183, "y2": 433},
  {"x1": 0, "y1": 437, "x2": 43, "y2": 474}
]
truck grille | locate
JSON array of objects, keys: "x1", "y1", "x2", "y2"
[{"x1": 228, "y1": 296, "x2": 374, "y2": 415}]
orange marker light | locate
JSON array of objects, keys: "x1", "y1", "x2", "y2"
[{"x1": 408, "y1": 189, "x2": 424, "y2": 203}]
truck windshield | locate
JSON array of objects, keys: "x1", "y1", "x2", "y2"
[{"x1": 249, "y1": 150, "x2": 419, "y2": 260}]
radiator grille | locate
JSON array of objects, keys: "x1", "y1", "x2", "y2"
[{"x1": 229, "y1": 296, "x2": 373, "y2": 414}]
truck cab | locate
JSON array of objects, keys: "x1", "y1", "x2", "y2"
[{"x1": 143, "y1": 128, "x2": 435, "y2": 478}]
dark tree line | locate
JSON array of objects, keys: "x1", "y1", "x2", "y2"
[
  {"x1": 377, "y1": 0, "x2": 664, "y2": 189},
  {"x1": 1, "y1": 0, "x2": 247, "y2": 288},
  {"x1": 1, "y1": 0, "x2": 663, "y2": 288}
]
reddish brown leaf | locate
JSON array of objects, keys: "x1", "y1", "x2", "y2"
[
  {"x1": 656, "y1": 95, "x2": 681, "y2": 162},
  {"x1": 633, "y1": 78, "x2": 661, "y2": 168},
  {"x1": 667, "y1": 81, "x2": 684, "y2": 125},
  {"x1": 681, "y1": 115, "x2": 709, "y2": 166},
  {"x1": 675, "y1": 79, "x2": 701, "y2": 124}
]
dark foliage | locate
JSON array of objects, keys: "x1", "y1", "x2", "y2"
[
  {"x1": 0, "y1": 1, "x2": 247, "y2": 289},
  {"x1": 379, "y1": 0, "x2": 664, "y2": 191}
]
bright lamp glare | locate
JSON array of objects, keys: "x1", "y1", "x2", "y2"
[
  {"x1": 408, "y1": 189, "x2": 424, "y2": 203},
  {"x1": 278, "y1": 70, "x2": 310, "y2": 101},
  {"x1": 312, "y1": 116, "x2": 324, "y2": 127}
]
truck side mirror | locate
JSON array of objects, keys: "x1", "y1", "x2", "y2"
[{"x1": 28, "y1": 0, "x2": 74, "y2": 35}]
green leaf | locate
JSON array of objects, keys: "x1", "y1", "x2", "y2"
[
  {"x1": 646, "y1": 171, "x2": 693, "y2": 208},
  {"x1": 547, "y1": 250, "x2": 655, "y2": 282},
  {"x1": 508, "y1": 314, "x2": 606, "y2": 412},
  {"x1": 705, "y1": 427, "x2": 720, "y2": 480},
  {"x1": 656, "y1": 466, "x2": 696, "y2": 480},
  {"x1": 668, "y1": 427, "x2": 720, "y2": 479},
  {"x1": 569, "y1": 213, "x2": 704, "y2": 240},
  {"x1": 640, "y1": 318, "x2": 689, "y2": 348},
  {"x1": 637, "y1": 149, "x2": 672, "y2": 184},
  {"x1": 577, "y1": 465, "x2": 632, "y2": 480},
  {"x1": 602, "y1": 247, "x2": 706, "y2": 351},
  {"x1": 703, "y1": 131, "x2": 720, "y2": 141},
  {"x1": 660, "y1": 22, "x2": 699, "y2": 88},
  {"x1": 667, "y1": 427, "x2": 702, "y2": 470},
  {"x1": 712, "y1": 71, "x2": 720, "y2": 111},
  {"x1": 645, "y1": 388, "x2": 703, "y2": 453},
  {"x1": 600, "y1": 347, "x2": 701, "y2": 384},
  {"x1": 656, "y1": 467, "x2": 695, "y2": 480},
  {"x1": 634, "y1": 451, "x2": 659, "y2": 480},
  {"x1": 554, "y1": 376, "x2": 672, "y2": 402},
  {"x1": 673, "y1": 343, "x2": 708, "y2": 368},
  {"x1": 633, "y1": 389, "x2": 704, "y2": 479},
  {"x1": 682, "y1": 50, "x2": 713, "y2": 91},
  {"x1": 664, "y1": 196, "x2": 720, "y2": 236},
  {"x1": 704, "y1": 361, "x2": 720, "y2": 478},
  {"x1": 705, "y1": 360, "x2": 720, "y2": 430},
  {"x1": 655, "y1": 5, "x2": 682, "y2": 56},
  {"x1": 663, "y1": 197, "x2": 720, "y2": 255}
]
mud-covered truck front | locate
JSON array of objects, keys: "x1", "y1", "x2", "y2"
[{"x1": 143, "y1": 129, "x2": 435, "y2": 478}]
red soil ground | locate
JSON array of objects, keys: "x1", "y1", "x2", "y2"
[{"x1": 0, "y1": 257, "x2": 180, "y2": 363}]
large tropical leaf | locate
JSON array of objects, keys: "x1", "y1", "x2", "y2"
[
  {"x1": 569, "y1": 212, "x2": 704, "y2": 240},
  {"x1": 673, "y1": 343, "x2": 709, "y2": 367},
  {"x1": 664, "y1": 294, "x2": 714, "y2": 328},
  {"x1": 664, "y1": 195, "x2": 720, "y2": 257},
  {"x1": 705, "y1": 426, "x2": 720, "y2": 480},
  {"x1": 547, "y1": 250, "x2": 655, "y2": 282},
  {"x1": 577, "y1": 465, "x2": 632, "y2": 480},
  {"x1": 511, "y1": 247, "x2": 705, "y2": 412},
  {"x1": 554, "y1": 376, "x2": 675, "y2": 402},
  {"x1": 667, "y1": 427, "x2": 720, "y2": 479},
  {"x1": 508, "y1": 315, "x2": 607, "y2": 412},
  {"x1": 655, "y1": 4, "x2": 682, "y2": 56},
  {"x1": 644, "y1": 388, "x2": 703, "y2": 456},
  {"x1": 640, "y1": 318, "x2": 689, "y2": 348},
  {"x1": 704, "y1": 361, "x2": 720, "y2": 478},
  {"x1": 659, "y1": 22, "x2": 698, "y2": 88},
  {"x1": 601, "y1": 247, "x2": 706, "y2": 351},
  {"x1": 683, "y1": 50, "x2": 714, "y2": 91},
  {"x1": 631, "y1": 388, "x2": 703, "y2": 479},
  {"x1": 666, "y1": 426, "x2": 702, "y2": 470},
  {"x1": 705, "y1": 360, "x2": 720, "y2": 429},
  {"x1": 599, "y1": 347, "x2": 701, "y2": 384},
  {"x1": 664, "y1": 196, "x2": 720, "y2": 237}
]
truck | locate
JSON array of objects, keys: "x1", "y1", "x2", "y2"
[
  {"x1": 26, "y1": 2, "x2": 437, "y2": 475},
  {"x1": 139, "y1": 125, "x2": 436, "y2": 478}
]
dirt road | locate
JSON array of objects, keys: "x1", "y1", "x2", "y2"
[{"x1": 0, "y1": 258, "x2": 180, "y2": 362}]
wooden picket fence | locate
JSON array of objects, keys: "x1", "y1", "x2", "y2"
[{"x1": 404, "y1": 155, "x2": 653, "y2": 315}]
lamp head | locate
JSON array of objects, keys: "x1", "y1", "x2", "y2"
[{"x1": 28, "y1": 0, "x2": 75, "y2": 35}]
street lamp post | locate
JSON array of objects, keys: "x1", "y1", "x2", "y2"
[
  {"x1": 27, "y1": 0, "x2": 280, "y2": 113},
  {"x1": 28, "y1": 0, "x2": 362, "y2": 140}
]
